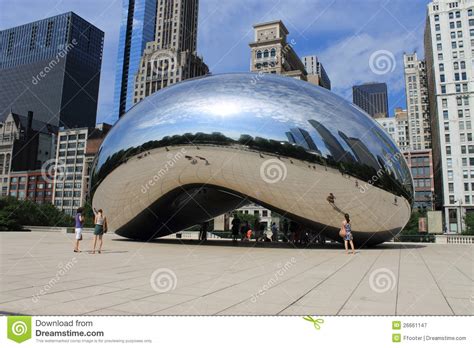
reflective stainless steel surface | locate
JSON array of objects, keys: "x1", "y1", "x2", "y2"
[{"x1": 91, "y1": 73, "x2": 413, "y2": 245}]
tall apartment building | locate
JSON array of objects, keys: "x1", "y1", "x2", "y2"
[
  {"x1": 113, "y1": 0, "x2": 158, "y2": 118},
  {"x1": 353, "y1": 82, "x2": 389, "y2": 118},
  {"x1": 424, "y1": 0, "x2": 474, "y2": 233},
  {"x1": 404, "y1": 53, "x2": 432, "y2": 150},
  {"x1": 0, "y1": 12, "x2": 104, "y2": 128},
  {"x1": 0, "y1": 111, "x2": 56, "y2": 197},
  {"x1": 249, "y1": 20, "x2": 307, "y2": 80},
  {"x1": 52, "y1": 125, "x2": 111, "y2": 216},
  {"x1": 403, "y1": 150, "x2": 435, "y2": 210},
  {"x1": 133, "y1": 0, "x2": 209, "y2": 105},
  {"x1": 302, "y1": 55, "x2": 331, "y2": 90},
  {"x1": 376, "y1": 108, "x2": 410, "y2": 151}
]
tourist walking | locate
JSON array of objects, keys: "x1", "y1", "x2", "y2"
[
  {"x1": 74, "y1": 207, "x2": 84, "y2": 252},
  {"x1": 341, "y1": 213, "x2": 355, "y2": 254},
  {"x1": 231, "y1": 214, "x2": 241, "y2": 242},
  {"x1": 271, "y1": 222, "x2": 278, "y2": 242},
  {"x1": 199, "y1": 221, "x2": 209, "y2": 241},
  {"x1": 92, "y1": 208, "x2": 107, "y2": 254},
  {"x1": 240, "y1": 221, "x2": 249, "y2": 241}
]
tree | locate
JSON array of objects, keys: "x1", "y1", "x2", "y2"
[
  {"x1": 0, "y1": 197, "x2": 73, "y2": 231},
  {"x1": 463, "y1": 212, "x2": 474, "y2": 235}
]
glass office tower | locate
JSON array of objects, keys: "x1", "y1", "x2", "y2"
[
  {"x1": 352, "y1": 82, "x2": 389, "y2": 119},
  {"x1": 0, "y1": 12, "x2": 104, "y2": 128},
  {"x1": 113, "y1": 0, "x2": 157, "y2": 119}
]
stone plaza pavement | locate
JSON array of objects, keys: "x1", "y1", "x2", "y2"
[{"x1": 0, "y1": 231, "x2": 472, "y2": 315}]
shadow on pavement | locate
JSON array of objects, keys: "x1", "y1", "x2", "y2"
[{"x1": 112, "y1": 238, "x2": 427, "y2": 250}]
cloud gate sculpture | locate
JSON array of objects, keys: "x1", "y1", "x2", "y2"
[{"x1": 91, "y1": 73, "x2": 413, "y2": 246}]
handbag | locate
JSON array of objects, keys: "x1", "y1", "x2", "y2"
[
  {"x1": 339, "y1": 227, "x2": 346, "y2": 238},
  {"x1": 103, "y1": 218, "x2": 108, "y2": 233}
]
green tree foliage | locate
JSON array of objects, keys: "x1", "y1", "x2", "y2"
[
  {"x1": 233, "y1": 212, "x2": 257, "y2": 227},
  {"x1": 0, "y1": 197, "x2": 73, "y2": 231},
  {"x1": 462, "y1": 212, "x2": 474, "y2": 235},
  {"x1": 400, "y1": 210, "x2": 427, "y2": 235}
]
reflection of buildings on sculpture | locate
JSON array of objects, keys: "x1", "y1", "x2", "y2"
[
  {"x1": 0, "y1": 111, "x2": 57, "y2": 197},
  {"x1": 286, "y1": 127, "x2": 321, "y2": 154},
  {"x1": 338, "y1": 131, "x2": 380, "y2": 170},
  {"x1": 308, "y1": 120, "x2": 355, "y2": 163},
  {"x1": 52, "y1": 124, "x2": 111, "y2": 216},
  {"x1": 214, "y1": 203, "x2": 276, "y2": 232},
  {"x1": 403, "y1": 149, "x2": 434, "y2": 210},
  {"x1": 375, "y1": 108, "x2": 410, "y2": 151},
  {"x1": 133, "y1": 0, "x2": 208, "y2": 105}
]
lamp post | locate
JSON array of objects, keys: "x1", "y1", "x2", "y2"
[{"x1": 456, "y1": 198, "x2": 464, "y2": 234}]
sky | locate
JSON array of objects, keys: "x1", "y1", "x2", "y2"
[{"x1": 0, "y1": 0, "x2": 432, "y2": 125}]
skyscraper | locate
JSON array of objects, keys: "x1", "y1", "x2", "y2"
[
  {"x1": 133, "y1": 0, "x2": 208, "y2": 105},
  {"x1": 424, "y1": 0, "x2": 474, "y2": 233},
  {"x1": 375, "y1": 108, "x2": 410, "y2": 151},
  {"x1": 403, "y1": 52, "x2": 432, "y2": 150},
  {"x1": 352, "y1": 82, "x2": 389, "y2": 118},
  {"x1": 0, "y1": 12, "x2": 104, "y2": 128},
  {"x1": 302, "y1": 55, "x2": 331, "y2": 90},
  {"x1": 113, "y1": 0, "x2": 158, "y2": 118}
]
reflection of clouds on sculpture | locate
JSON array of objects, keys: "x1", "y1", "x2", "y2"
[{"x1": 95, "y1": 73, "x2": 411, "y2": 194}]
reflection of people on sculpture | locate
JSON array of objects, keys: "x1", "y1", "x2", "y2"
[
  {"x1": 231, "y1": 214, "x2": 241, "y2": 242},
  {"x1": 327, "y1": 193, "x2": 335, "y2": 205},
  {"x1": 340, "y1": 213, "x2": 355, "y2": 254},
  {"x1": 199, "y1": 221, "x2": 209, "y2": 241},
  {"x1": 327, "y1": 192, "x2": 345, "y2": 215},
  {"x1": 240, "y1": 222, "x2": 250, "y2": 241},
  {"x1": 271, "y1": 222, "x2": 278, "y2": 242}
]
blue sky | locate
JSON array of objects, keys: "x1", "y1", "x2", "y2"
[{"x1": 0, "y1": 0, "x2": 431, "y2": 125}]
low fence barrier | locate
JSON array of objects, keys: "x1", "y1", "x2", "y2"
[{"x1": 435, "y1": 234, "x2": 474, "y2": 244}]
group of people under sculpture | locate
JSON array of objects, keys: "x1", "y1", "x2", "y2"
[
  {"x1": 73, "y1": 208, "x2": 108, "y2": 254},
  {"x1": 230, "y1": 212, "x2": 356, "y2": 254},
  {"x1": 71, "y1": 203, "x2": 356, "y2": 254}
]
